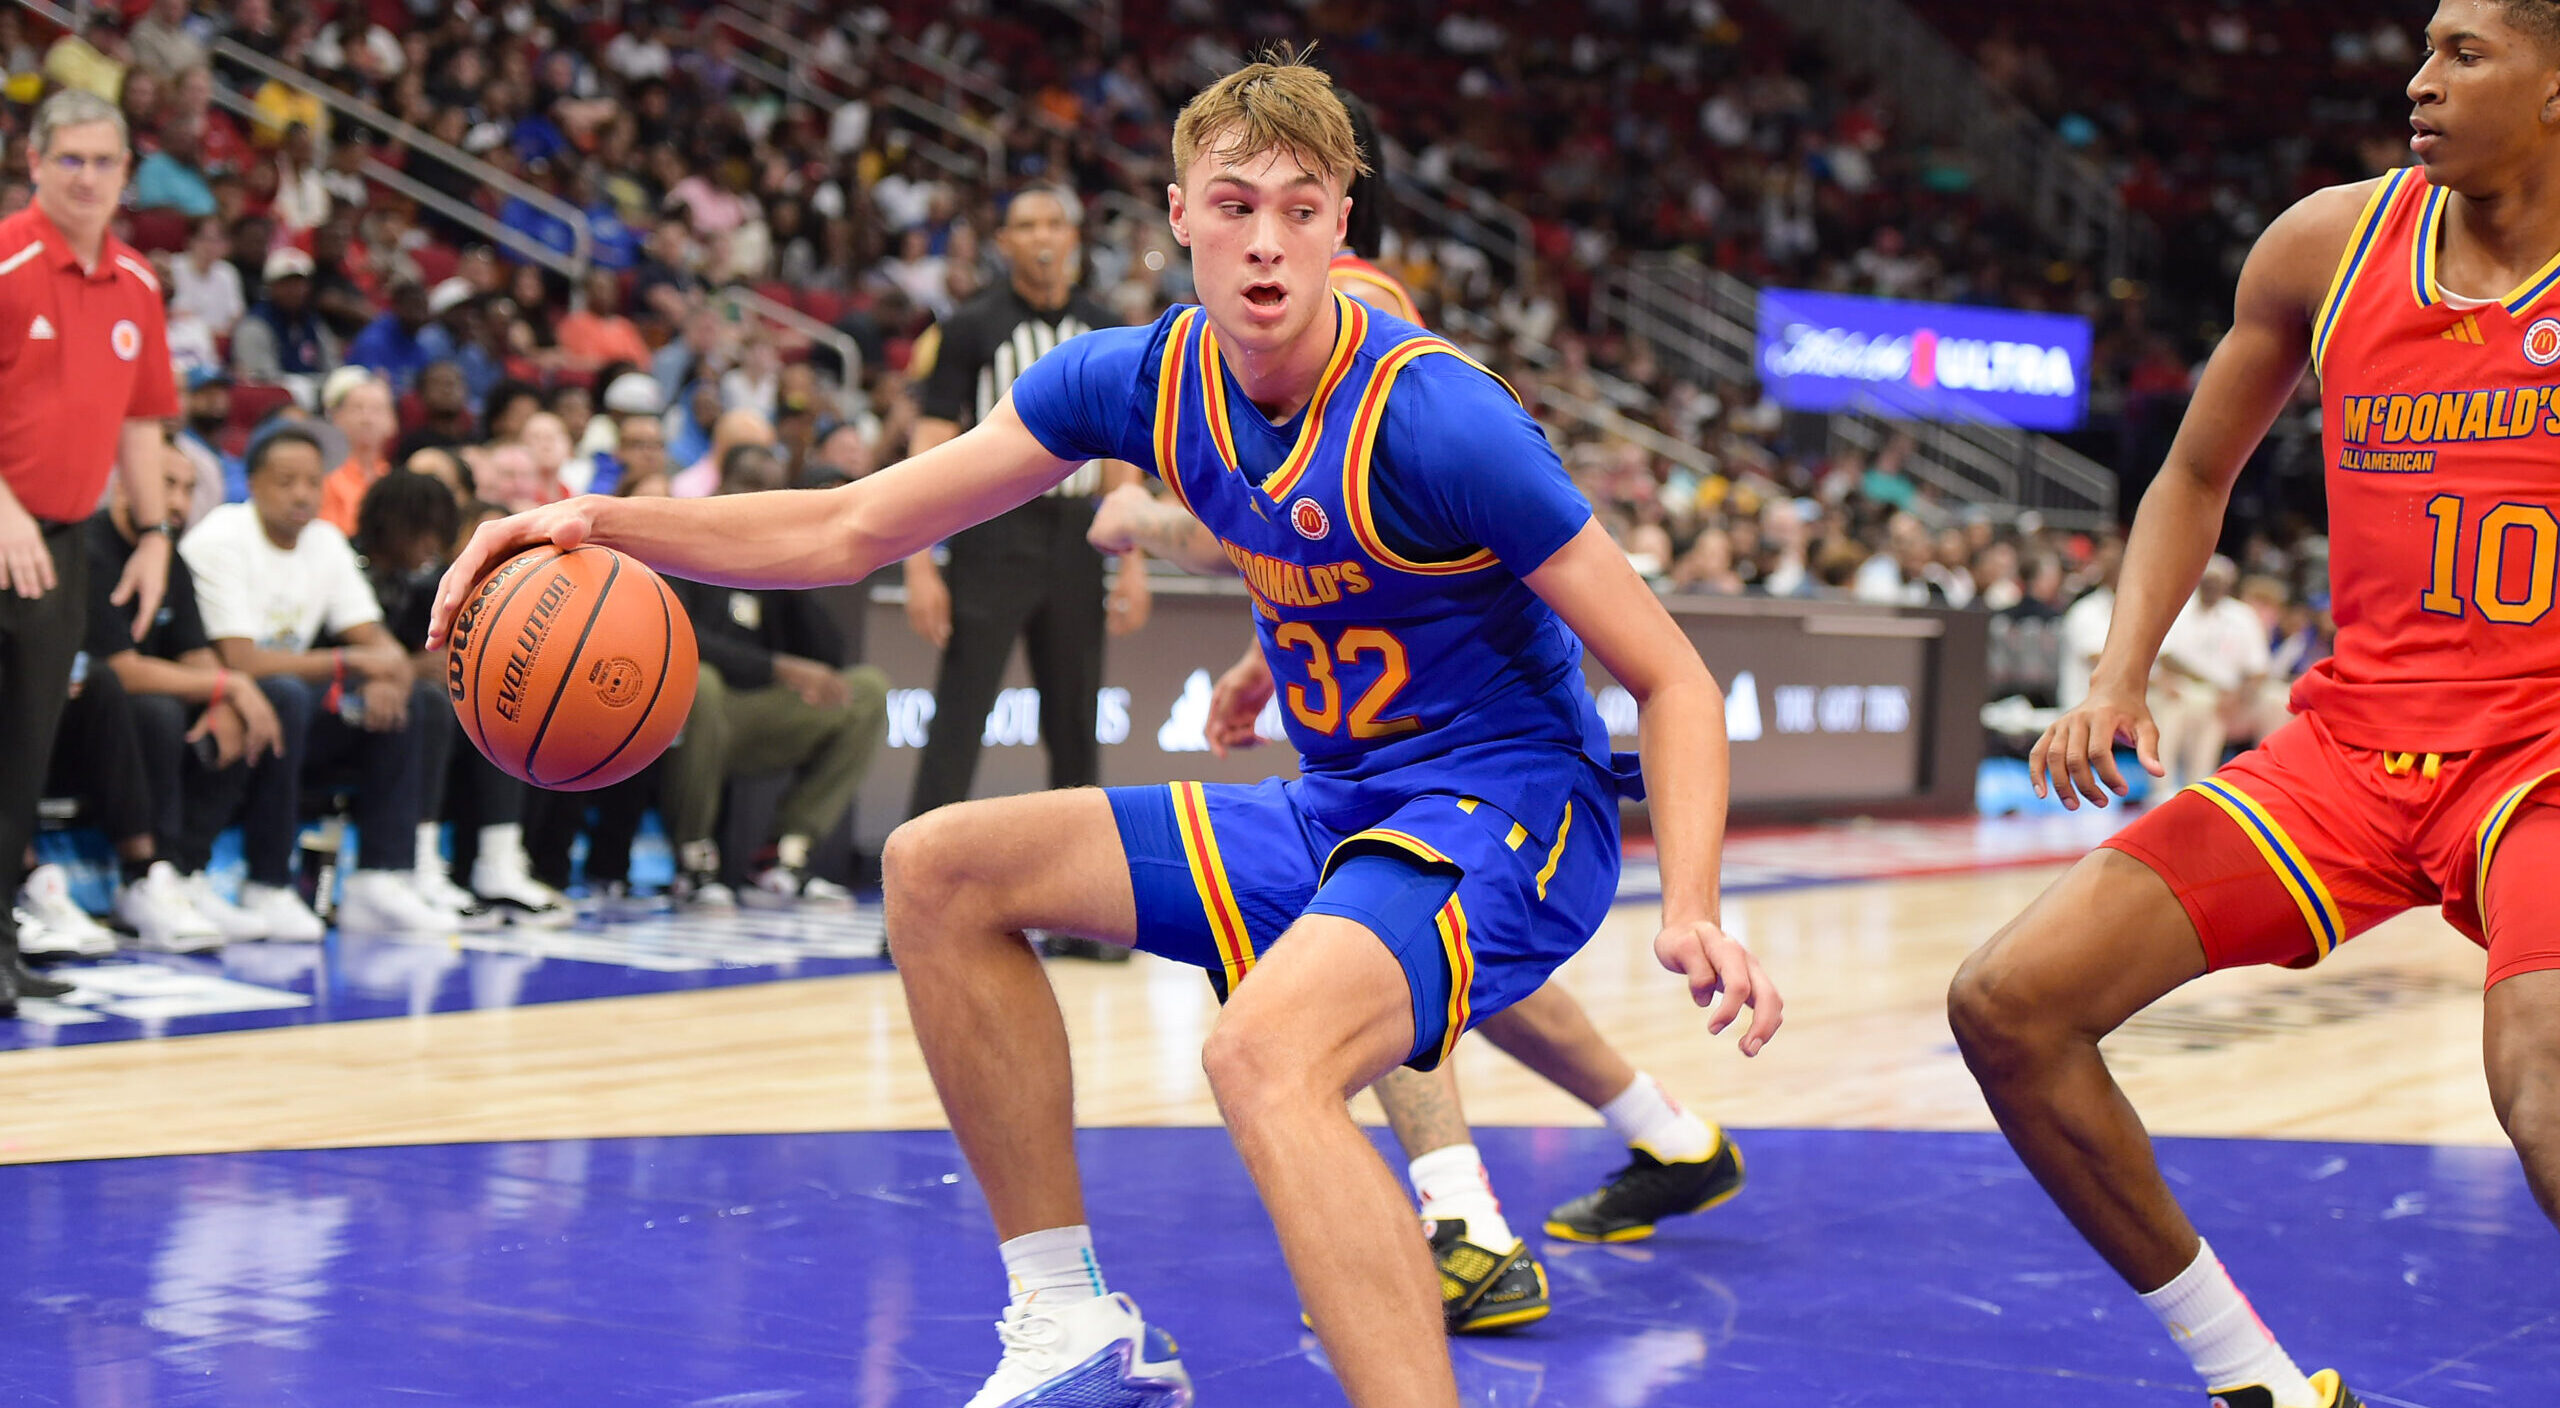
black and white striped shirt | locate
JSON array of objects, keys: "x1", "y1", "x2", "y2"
[{"x1": 920, "y1": 282, "x2": 1117, "y2": 499}]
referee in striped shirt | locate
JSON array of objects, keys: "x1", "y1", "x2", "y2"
[{"x1": 900, "y1": 185, "x2": 1149, "y2": 821}]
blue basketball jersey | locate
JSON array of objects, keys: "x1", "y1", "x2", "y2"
[{"x1": 1011, "y1": 292, "x2": 1638, "y2": 840}]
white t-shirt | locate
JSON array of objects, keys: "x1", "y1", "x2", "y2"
[
  {"x1": 2159, "y1": 594, "x2": 2272, "y2": 695},
  {"x1": 171, "y1": 254, "x2": 244, "y2": 338},
  {"x1": 180, "y1": 502, "x2": 383, "y2": 654},
  {"x1": 2058, "y1": 586, "x2": 2114, "y2": 710}
]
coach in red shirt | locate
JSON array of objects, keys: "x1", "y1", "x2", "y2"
[{"x1": 0, "y1": 88, "x2": 178, "y2": 1013}]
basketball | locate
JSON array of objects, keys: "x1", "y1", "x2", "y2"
[{"x1": 444, "y1": 544, "x2": 698, "y2": 792}]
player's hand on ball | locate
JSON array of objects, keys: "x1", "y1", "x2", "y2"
[
  {"x1": 2028, "y1": 685, "x2": 2164, "y2": 810},
  {"x1": 1654, "y1": 919, "x2": 1781, "y2": 1056},
  {"x1": 426, "y1": 499, "x2": 599, "y2": 651},
  {"x1": 1087, "y1": 483, "x2": 1155, "y2": 555},
  {"x1": 1204, "y1": 646, "x2": 1273, "y2": 757}
]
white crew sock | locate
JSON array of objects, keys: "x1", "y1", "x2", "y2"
[
  {"x1": 478, "y1": 822, "x2": 527, "y2": 864},
  {"x1": 1408, "y1": 1143, "x2": 1514, "y2": 1249},
  {"x1": 1000, "y1": 1225, "x2": 1107, "y2": 1308},
  {"x1": 1598, "y1": 1072, "x2": 1718, "y2": 1163},
  {"x1": 415, "y1": 822, "x2": 446, "y2": 873},
  {"x1": 2137, "y1": 1239, "x2": 2318, "y2": 1404}
]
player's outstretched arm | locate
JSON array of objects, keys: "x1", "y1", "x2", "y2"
[
  {"x1": 2033, "y1": 181, "x2": 2368, "y2": 809},
  {"x1": 1527, "y1": 519, "x2": 1780, "y2": 1055},
  {"x1": 425, "y1": 398, "x2": 1080, "y2": 650}
]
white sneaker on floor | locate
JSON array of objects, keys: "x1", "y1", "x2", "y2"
[
  {"x1": 413, "y1": 854, "x2": 503, "y2": 932},
  {"x1": 176, "y1": 871, "x2": 272, "y2": 943},
  {"x1": 680, "y1": 878, "x2": 738, "y2": 911},
  {"x1": 114, "y1": 861, "x2": 224, "y2": 953},
  {"x1": 471, "y1": 848, "x2": 571, "y2": 927},
  {"x1": 964, "y1": 1293, "x2": 1192, "y2": 1408},
  {"x1": 746, "y1": 866, "x2": 855, "y2": 910},
  {"x1": 17, "y1": 864, "x2": 116, "y2": 956},
  {"x1": 339, "y1": 869, "x2": 462, "y2": 936},
  {"x1": 236, "y1": 882, "x2": 327, "y2": 942}
]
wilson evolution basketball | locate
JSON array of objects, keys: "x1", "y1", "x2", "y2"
[{"x1": 446, "y1": 544, "x2": 697, "y2": 791}]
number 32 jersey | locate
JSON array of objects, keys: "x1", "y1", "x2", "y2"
[
  {"x1": 1010, "y1": 292, "x2": 1639, "y2": 837},
  {"x1": 2305, "y1": 166, "x2": 2560, "y2": 751}
]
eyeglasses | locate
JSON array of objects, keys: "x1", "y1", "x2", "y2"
[{"x1": 47, "y1": 153, "x2": 125, "y2": 176}]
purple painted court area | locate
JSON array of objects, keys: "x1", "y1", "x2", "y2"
[{"x1": 4, "y1": 1128, "x2": 2548, "y2": 1406}]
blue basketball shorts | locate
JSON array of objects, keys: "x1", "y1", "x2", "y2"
[{"x1": 1106, "y1": 775, "x2": 1623, "y2": 1069}]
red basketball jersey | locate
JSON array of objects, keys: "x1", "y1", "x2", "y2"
[
  {"x1": 2297, "y1": 166, "x2": 2560, "y2": 751},
  {"x1": 1329, "y1": 250, "x2": 1422, "y2": 325}
]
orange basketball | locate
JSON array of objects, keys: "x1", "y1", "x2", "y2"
[{"x1": 445, "y1": 544, "x2": 698, "y2": 791}]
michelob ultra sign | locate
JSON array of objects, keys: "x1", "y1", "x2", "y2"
[{"x1": 1757, "y1": 287, "x2": 2093, "y2": 432}]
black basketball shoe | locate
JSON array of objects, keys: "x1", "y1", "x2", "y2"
[
  {"x1": 1543, "y1": 1131, "x2": 1747, "y2": 1243},
  {"x1": 1431, "y1": 1220, "x2": 1550, "y2": 1333},
  {"x1": 2210, "y1": 1370, "x2": 2364, "y2": 1408}
]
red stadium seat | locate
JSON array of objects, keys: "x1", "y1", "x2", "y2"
[
  {"x1": 126, "y1": 209, "x2": 191, "y2": 254},
  {"x1": 410, "y1": 242, "x2": 460, "y2": 287},
  {"x1": 226, "y1": 383, "x2": 296, "y2": 438}
]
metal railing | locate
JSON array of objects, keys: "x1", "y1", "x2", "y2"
[
  {"x1": 208, "y1": 38, "x2": 593, "y2": 272},
  {"x1": 708, "y1": 283, "x2": 865, "y2": 421},
  {"x1": 704, "y1": 6, "x2": 1003, "y2": 186},
  {"x1": 197, "y1": 84, "x2": 583, "y2": 279},
  {"x1": 1774, "y1": 0, "x2": 2147, "y2": 282}
]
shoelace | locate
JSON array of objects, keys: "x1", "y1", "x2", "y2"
[{"x1": 993, "y1": 1308, "x2": 1066, "y2": 1374}]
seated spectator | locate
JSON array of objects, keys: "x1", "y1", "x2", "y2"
[
  {"x1": 126, "y1": 0, "x2": 203, "y2": 79},
  {"x1": 476, "y1": 440, "x2": 552, "y2": 512},
  {"x1": 170, "y1": 216, "x2": 243, "y2": 339},
  {"x1": 172, "y1": 367, "x2": 241, "y2": 520},
  {"x1": 393, "y1": 358, "x2": 478, "y2": 462},
  {"x1": 402, "y1": 446, "x2": 466, "y2": 504},
  {"x1": 582, "y1": 408, "x2": 667, "y2": 499},
  {"x1": 269, "y1": 123, "x2": 328, "y2": 237},
  {"x1": 345, "y1": 280, "x2": 437, "y2": 393},
  {"x1": 802, "y1": 420, "x2": 876, "y2": 488},
  {"x1": 670, "y1": 408, "x2": 774, "y2": 498},
  {"x1": 179, "y1": 427, "x2": 459, "y2": 935},
  {"x1": 518, "y1": 412, "x2": 577, "y2": 503},
  {"x1": 84, "y1": 440, "x2": 310, "y2": 946},
  {"x1": 41, "y1": 15, "x2": 124, "y2": 101},
  {"x1": 556, "y1": 269, "x2": 651, "y2": 372},
  {"x1": 663, "y1": 443, "x2": 889, "y2": 908},
  {"x1": 232, "y1": 247, "x2": 340, "y2": 391},
  {"x1": 132, "y1": 112, "x2": 216, "y2": 217},
  {"x1": 483, "y1": 379, "x2": 546, "y2": 443},
  {"x1": 354, "y1": 471, "x2": 568, "y2": 926},
  {"x1": 1853, "y1": 512, "x2": 1947, "y2": 606},
  {"x1": 2151, "y1": 556, "x2": 2269, "y2": 794},
  {"x1": 317, "y1": 370, "x2": 396, "y2": 536}
]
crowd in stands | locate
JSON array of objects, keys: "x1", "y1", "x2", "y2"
[{"x1": 9, "y1": 0, "x2": 2357, "y2": 953}]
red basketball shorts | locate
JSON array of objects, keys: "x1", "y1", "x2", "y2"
[{"x1": 2102, "y1": 710, "x2": 2560, "y2": 988}]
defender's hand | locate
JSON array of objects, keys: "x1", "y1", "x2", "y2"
[
  {"x1": 2029, "y1": 686, "x2": 2164, "y2": 810},
  {"x1": 903, "y1": 558, "x2": 952, "y2": 650},
  {"x1": 427, "y1": 499, "x2": 599, "y2": 651},
  {"x1": 1205, "y1": 646, "x2": 1273, "y2": 758},
  {"x1": 1654, "y1": 919, "x2": 1781, "y2": 1056},
  {"x1": 1087, "y1": 482, "x2": 1156, "y2": 556}
]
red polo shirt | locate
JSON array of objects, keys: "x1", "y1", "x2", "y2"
[{"x1": 0, "y1": 204, "x2": 178, "y2": 522}]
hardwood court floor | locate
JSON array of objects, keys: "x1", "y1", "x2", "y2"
[{"x1": 0, "y1": 865, "x2": 2501, "y2": 1166}]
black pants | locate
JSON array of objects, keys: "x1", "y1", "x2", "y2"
[
  {"x1": 168, "y1": 676, "x2": 303, "y2": 880},
  {"x1": 525, "y1": 764, "x2": 658, "y2": 889},
  {"x1": 906, "y1": 498, "x2": 1108, "y2": 818},
  {"x1": 414, "y1": 690, "x2": 527, "y2": 875},
  {"x1": 1, "y1": 521, "x2": 87, "y2": 942},
  {"x1": 43, "y1": 664, "x2": 164, "y2": 852},
  {"x1": 200, "y1": 675, "x2": 430, "y2": 882}
]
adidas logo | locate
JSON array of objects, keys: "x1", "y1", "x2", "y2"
[
  {"x1": 27, "y1": 314, "x2": 52, "y2": 340},
  {"x1": 2442, "y1": 314, "x2": 2485, "y2": 345}
]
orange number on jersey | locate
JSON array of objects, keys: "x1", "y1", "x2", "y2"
[
  {"x1": 1272, "y1": 624, "x2": 1420, "y2": 739},
  {"x1": 1274, "y1": 622, "x2": 1341, "y2": 733},
  {"x1": 1337, "y1": 628, "x2": 1422, "y2": 739},
  {"x1": 2421, "y1": 495, "x2": 2559, "y2": 626}
]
